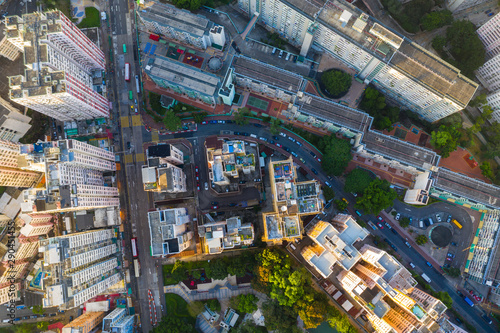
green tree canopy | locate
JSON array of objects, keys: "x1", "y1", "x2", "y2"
[
  {"x1": 359, "y1": 86, "x2": 399, "y2": 131},
  {"x1": 172, "y1": 0, "x2": 206, "y2": 11},
  {"x1": 163, "y1": 111, "x2": 182, "y2": 131},
  {"x1": 323, "y1": 186, "x2": 335, "y2": 202},
  {"x1": 430, "y1": 125, "x2": 462, "y2": 157},
  {"x1": 261, "y1": 301, "x2": 298, "y2": 332},
  {"x1": 416, "y1": 235, "x2": 428, "y2": 245},
  {"x1": 236, "y1": 321, "x2": 268, "y2": 333},
  {"x1": 32, "y1": 305, "x2": 45, "y2": 315},
  {"x1": 421, "y1": 10, "x2": 453, "y2": 30},
  {"x1": 469, "y1": 93, "x2": 488, "y2": 107},
  {"x1": 399, "y1": 217, "x2": 410, "y2": 228},
  {"x1": 270, "y1": 119, "x2": 282, "y2": 135},
  {"x1": 344, "y1": 169, "x2": 373, "y2": 194},
  {"x1": 234, "y1": 108, "x2": 250, "y2": 126},
  {"x1": 446, "y1": 20, "x2": 486, "y2": 78},
  {"x1": 230, "y1": 294, "x2": 258, "y2": 313},
  {"x1": 480, "y1": 161, "x2": 494, "y2": 180},
  {"x1": 205, "y1": 299, "x2": 221, "y2": 312},
  {"x1": 318, "y1": 135, "x2": 352, "y2": 176},
  {"x1": 151, "y1": 316, "x2": 194, "y2": 333},
  {"x1": 320, "y1": 69, "x2": 352, "y2": 97},
  {"x1": 355, "y1": 178, "x2": 397, "y2": 215},
  {"x1": 334, "y1": 199, "x2": 348, "y2": 211},
  {"x1": 205, "y1": 258, "x2": 228, "y2": 280},
  {"x1": 327, "y1": 306, "x2": 357, "y2": 333}
]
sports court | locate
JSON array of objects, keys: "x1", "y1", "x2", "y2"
[
  {"x1": 166, "y1": 46, "x2": 181, "y2": 60},
  {"x1": 246, "y1": 95, "x2": 269, "y2": 111}
]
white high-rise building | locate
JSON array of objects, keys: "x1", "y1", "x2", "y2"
[
  {"x1": 6, "y1": 10, "x2": 109, "y2": 121},
  {"x1": 0, "y1": 97, "x2": 31, "y2": 142},
  {"x1": 39, "y1": 229, "x2": 122, "y2": 309},
  {"x1": 477, "y1": 12, "x2": 500, "y2": 60},
  {"x1": 19, "y1": 213, "x2": 54, "y2": 237}
]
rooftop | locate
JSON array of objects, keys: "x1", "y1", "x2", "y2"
[
  {"x1": 232, "y1": 55, "x2": 303, "y2": 92},
  {"x1": 281, "y1": 0, "x2": 326, "y2": 20},
  {"x1": 363, "y1": 131, "x2": 439, "y2": 170},
  {"x1": 148, "y1": 144, "x2": 171, "y2": 158},
  {"x1": 139, "y1": 1, "x2": 211, "y2": 38},
  {"x1": 148, "y1": 208, "x2": 189, "y2": 256},
  {"x1": 146, "y1": 56, "x2": 220, "y2": 96},
  {"x1": 435, "y1": 168, "x2": 500, "y2": 208},
  {"x1": 296, "y1": 93, "x2": 373, "y2": 133}
]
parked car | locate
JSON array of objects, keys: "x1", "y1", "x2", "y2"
[
  {"x1": 384, "y1": 222, "x2": 391, "y2": 229},
  {"x1": 405, "y1": 241, "x2": 412, "y2": 248},
  {"x1": 309, "y1": 151, "x2": 317, "y2": 158},
  {"x1": 269, "y1": 140, "x2": 275, "y2": 144},
  {"x1": 212, "y1": 205, "x2": 218, "y2": 209},
  {"x1": 296, "y1": 141, "x2": 303, "y2": 146},
  {"x1": 283, "y1": 146, "x2": 291, "y2": 152},
  {"x1": 446, "y1": 215, "x2": 452, "y2": 223},
  {"x1": 451, "y1": 242, "x2": 458, "y2": 246},
  {"x1": 409, "y1": 262, "x2": 416, "y2": 268},
  {"x1": 253, "y1": 123, "x2": 262, "y2": 128},
  {"x1": 238, "y1": 180, "x2": 246, "y2": 184},
  {"x1": 291, "y1": 151, "x2": 298, "y2": 157},
  {"x1": 276, "y1": 143, "x2": 282, "y2": 148},
  {"x1": 234, "y1": 131, "x2": 240, "y2": 135},
  {"x1": 377, "y1": 222, "x2": 384, "y2": 229},
  {"x1": 436, "y1": 214, "x2": 442, "y2": 222},
  {"x1": 299, "y1": 157, "x2": 306, "y2": 163},
  {"x1": 272, "y1": 135, "x2": 279, "y2": 140},
  {"x1": 211, "y1": 201, "x2": 218, "y2": 206},
  {"x1": 288, "y1": 136, "x2": 296, "y2": 143},
  {"x1": 426, "y1": 261, "x2": 432, "y2": 267},
  {"x1": 377, "y1": 215, "x2": 383, "y2": 221},
  {"x1": 49, "y1": 313, "x2": 56, "y2": 317},
  {"x1": 279, "y1": 132, "x2": 287, "y2": 137},
  {"x1": 201, "y1": 121, "x2": 207, "y2": 125},
  {"x1": 447, "y1": 253, "x2": 455, "y2": 258},
  {"x1": 209, "y1": 120, "x2": 217, "y2": 124},
  {"x1": 204, "y1": 182, "x2": 208, "y2": 190},
  {"x1": 259, "y1": 136, "x2": 267, "y2": 142},
  {"x1": 311, "y1": 168, "x2": 318, "y2": 175},
  {"x1": 279, "y1": 50, "x2": 284, "y2": 58},
  {"x1": 325, "y1": 181, "x2": 331, "y2": 187},
  {"x1": 395, "y1": 213, "x2": 401, "y2": 220},
  {"x1": 391, "y1": 228, "x2": 397, "y2": 235},
  {"x1": 218, "y1": 120, "x2": 225, "y2": 124}
]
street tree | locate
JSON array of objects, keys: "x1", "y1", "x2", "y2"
[
  {"x1": 318, "y1": 135, "x2": 352, "y2": 176},
  {"x1": 416, "y1": 235, "x2": 428, "y2": 245},
  {"x1": 480, "y1": 161, "x2": 494, "y2": 180},
  {"x1": 234, "y1": 108, "x2": 250, "y2": 126},
  {"x1": 270, "y1": 119, "x2": 282, "y2": 135},
  {"x1": 430, "y1": 125, "x2": 462, "y2": 158},
  {"x1": 355, "y1": 178, "x2": 397, "y2": 215},
  {"x1": 334, "y1": 199, "x2": 348, "y2": 211},
  {"x1": 163, "y1": 111, "x2": 182, "y2": 131},
  {"x1": 32, "y1": 305, "x2": 45, "y2": 315},
  {"x1": 151, "y1": 316, "x2": 194, "y2": 333},
  {"x1": 344, "y1": 169, "x2": 373, "y2": 194},
  {"x1": 399, "y1": 217, "x2": 410, "y2": 228}
]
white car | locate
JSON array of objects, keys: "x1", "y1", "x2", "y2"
[
  {"x1": 395, "y1": 213, "x2": 401, "y2": 220},
  {"x1": 436, "y1": 214, "x2": 442, "y2": 222},
  {"x1": 279, "y1": 132, "x2": 287, "y2": 138},
  {"x1": 204, "y1": 182, "x2": 208, "y2": 190}
]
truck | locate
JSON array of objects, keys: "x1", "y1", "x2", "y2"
[
  {"x1": 421, "y1": 273, "x2": 432, "y2": 284},
  {"x1": 133, "y1": 259, "x2": 140, "y2": 278},
  {"x1": 464, "y1": 296, "x2": 474, "y2": 307}
]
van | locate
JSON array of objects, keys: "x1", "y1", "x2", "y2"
[
  {"x1": 272, "y1": 47, "x2": 277, "y2": 54},
  {"x1": 419, "y1": 220, "x2": 424, "y2": 228},
  {"x1": 285, "y1": 53, "x2": 291, "y2": 61},
  {"x1": 250, "y1": 134, "x2": 257, "y2": 138},
  {"x1": 3, "y1": 319, "x2": 10, "y2": 323}
]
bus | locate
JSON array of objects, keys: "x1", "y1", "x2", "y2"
[
  {"x1": 123, "y1": 44, "x2": 127, "y2": 53},
  {"x1": 131, "y1": 237, "x2": 138, "y2": 258},
  {"x1": 464, "y1": 296, "x2": 474, "y2": 307},
  {"x1": 421, "y1": 273, "x2": 432, "y2": 284},
  {"x1": 133, "y1": 259, "x2": 140, "y2": 278},
  {"x1": 129, "y1": 91, "x2": 133, "y2": 100},
  {"x1": 452, "y1": 219, "x2": 462, "y2": 229},
  {"x1": 135, "y1": 75, "x2": 140, "y2": 94},
  {"x1": 124, "y1": 63, "x2": 130, "y2": 82}
]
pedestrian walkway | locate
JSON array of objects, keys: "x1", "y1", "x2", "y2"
[{"x1": 163, "y1": 282, "x2": 265, "y2": 303}]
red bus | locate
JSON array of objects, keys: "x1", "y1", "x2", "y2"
[
  {"x1": 125, "y1": 63, "x2": 130, "y2": 81},
  {"x1": 131, "y1": 238, "x2": 138, "y2": 258}
]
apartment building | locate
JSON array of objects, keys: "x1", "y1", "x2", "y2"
[
  {"x1": 39, "y1": 229, "x2": 122, "y2": 309},
  {"x1": 238, "y1": 0, "x2": 477, "y2": 122},
  {"x1": 262, "y1": 157, "x2": 323, "y2": 243},
  {"x1": 6, "y1": 10, "x2": 109, "y2": 121},
  {"x1": 19, "y1": 139, "x2": 118, "y2": 214},
  {"x1": 0, "y1": 188, "x2": 23, "y2": 225},
  {"x1": 62, "y1": 311, "x2": 107, "y2": 333},
  {"x1": 198, "y1": 216, "x2": 254, "y2": 254},
  {"x1": 0, "y1": 24, "x2": 21, "y2": 61},
  {"x1": 477, "y1": 12, "x2": 500, "y2": 60},
  {"x1": 19, "y1": 213, "x2": 54, "y2": 237},
  {"x1": 0, "y1": 139, "x2": 44, "y2": 188},
  {"x1": 142, "y1": 144, "x2": 186, "y2": 193},
  {"x1": 138, "y1": 1, "x2": 226, "y2": 50},
  {"x1": 339, "y1": 244, "x2": 447, "y2": 332},
  {"x1": 0, "y1": 282, "x2": 20, "y2": 305},
  {"x1": 205, "y1": 137, "x2": 256, "y2": 186},
  {"x1": 0, "y1": 96, "x2": 31, "y2": 142},
  {"x1": 102, "y1": 307, "x2": 135, "y2": 333},
  {"x1": 447, "y1": 0, "x2": 489, "y2": 12},
  {"x1": 302, "y1": 215, "x2": 369, "y2": 278},
  {"x1": 13, "y1": 235, "x2": 40, "y2": 261},
  {"x1": 148, "y1": 208, "x2": 193, "y2": 256}
]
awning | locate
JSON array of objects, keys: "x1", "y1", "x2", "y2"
[
  {"x1": 187, "y1": 49, "x2": 196, "y2": 54},
  {"x1": 169, "y1": 42, "x2": 176, "y2": 47},
  {"x1": 178, "y1": 46, "x2": 186, "y2": 51}
]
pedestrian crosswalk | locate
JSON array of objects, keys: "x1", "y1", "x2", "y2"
[
  {"x1": 131, "y1": 115, "x2": 142, "y2": 127},
  {"x1": 124, "y1": 154, "x2": 134, "y2": 164},
  {"x1": 121, "y1": 116, "x2": 130, "y2": 128},
  {"x1": 136, "y1": 153, "x2": 145, "y2": 163},
  {"x1": 151, "y1": 131, "x2": 159, "y2": 142}
]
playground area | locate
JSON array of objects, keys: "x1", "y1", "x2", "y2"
[{"x1": 182, "y1": 53, "x2": 204, "y2": 69}]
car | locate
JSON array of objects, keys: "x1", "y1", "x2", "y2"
[
  {"x1": 409, "y1": 262, "x2": 416, "y2": 269},
  {"x1": 40, "y1": 314, "x2": 47, "y2": 318},
  {"x1": 272, "y1": 47, "x2": 277, "y2": 54},
  {"x1": 451, "y1": 242, "x2": 458, "y2": 246},
  {"x1": 69, "y1": 316, "x2": 73, "y2": 321},
  {"x1": 211, "y1": 201, "x2": 218, "y2": 206},
  {"x1": 296, "y1": 141, "x2": 303, "y2": 147},
  {"x1": 269, "y1": 140, "x2": 275, "y2": 144},
  {"x1": 377, "y1": 215, "x2": 383, "y2": 221},
  {"x1": 317, "y1": 157, "x2": 322, "y2": 163},
  {"x1": 360, "y1": 314, "x2": 368, "y2": 321},
  {"x1": 253, "y1": 123, "x2": 263, "y2": 127},
  {"x1": 49, "y1": 313, "x2": 57, "y2": 317},
  {"x1": 428, "y1": 217, "x2": 434, "y2": 225},
  {"x1": 212, "y1": 205, "x2": 218, "y2": 209},
  {"x1": 424, "y1": 219, "x2": 430, "y2": 227},
  {"x1": 283, "y1": 146, "x2": 291, "y2": 152},
  {"x1": 489, "y1": 12, "x2": 494, "y2": 16},
  {"x1": 272, "y1": 135, "x2": 279, "y2": 140},
  {"x1": 195, "y1": 166, "x2": 199, "y2": 172},
  {"x1": 291, "y1": 152, "x2": 298, "y2": 157},
  {"x1": 238, "y1": 180, "x2": 246, "y2": 184},
  {"x1": 352, "y1": 192, "x2": 358, "y2": 197},
  {"x1": 134, "y1": 99, "x2": 138, "y2": 105},
  {"x1": 204, "y1": 182, "x2": 208, "y2": 190},
  {"x1": 447, "y1": 253, "x2": 455, "y2": 258},
  {"x1": 391, "y1": 228, "x2": 397, "y2": 235},
  {"x1": 455, "y1": 317, "x2": 462, "y2": 324},
  {"x1": 426, "y1": 261, "x2": 432, "y2": 267},
  {"x1": 384, "y1": 222, "x2": 391, "y2": 229},
  {"x1": 325, "y1": 181, "x2": 331, "y2": 187},
  {"x1": 377, "y1": 223, "x2": 384, "y2": 229},
  {"x1": 218, "y1": 120, "x2": 225, "y2": 124},
  {"x1": 229, "y1": 203, "x2": 237, "y2": 207},
  {"x1": 259, "y1": 137, "x2": 268, "y2": 142},
  {"x1": 285, "y1": 52, "x2": 291, "y2": 61},
  {"x1": 409, "y1": 217, "x2": 413, "y2": 224},
  {"x1": 342, "y1": 198, "x2": 349, "y2": 204},
  {"x1": 391, "y1": 244, "x2": 397, "y2": 251},
  {"x1": 309, "y1": 151, "x2": 317, "y2": 158},
  {"x1": 288, "y1": 136, "x2": 296, "y2": 143},
  {"x1": 195, "y1": 176, "x2": 199, "y2": 181},
  {"x1": 311, "y1": 168, "x2": 318, "y2": 175},
  {"x1": 234, "y1": 131, "x2": 241, "y2": 135},
  {"x1": 405, "y1": 241, "x2": 412, "y2": 248},
  {"x1": 209, "y1": 120, "x2": 217, "y2": 124},
  {"x1": 446, "y1": 215, "x2": 452, "y2": 223},
  {"x1": 276, "y1": 143, "x2": 282, "y2": 148},
  {"x1": 310, "y1": 63, "x2": 315, "y2": 70},
  {"x1": 293, "y1": 55, "x2": 298, "y2": 63},
  {"x1": 13, "y1": 318, "x2": 20, "y2": 321},
  {"x1": 227, "y1": 120, "x2": 234, "y2": 124},
  {"x1": 279, "y1": 50, "x2": 284, "y2": 58},
  {"x1": 395, "y1": 213, "x2": 400, "y2": 220},
  {"x1": 485, "y1": 9, "x2": 491, "y2": 13},
  {"x1": 201, "y1": 121, "x2": 207, "y2": 125},
  {"x1": 355, "y1": 210, "x2": 362, "y2": 217},
  {"x1": 254, "y1": 178, "x2": 261, "y2": 182},
  {"x1": 242, "y1": 132, "x2": 249, "y2": 136},
  {"x1": 22, "y1": 316, "x2": 29, "y2": 320},
  {"x1": 446, "y1": 257, "x2": 452, "y2": 261},
  {"x1": 436, "y1": 214, "x2": 442, "y2": 222},
  {"x1": 299, "y1": 157, "x2": 306, "y2": 163}
]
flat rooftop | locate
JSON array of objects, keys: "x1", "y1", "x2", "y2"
[
  {"x1": 435, "y1": 168, "x2": 500, "y2": 208},
  {"x1": 363, "y1": 131, "x2": 439, "y2": 169},
  {"x1": 281, "y1": 0, "x2": 326, "y2": 20},
  {"x1": 377, "y1": 253, "x2": 400, "y2": 279},
  {"x1": 139, "y1": 1, "x2": 210, "y2": 37},
  {"x1": 146, "y1": 56, "x2": 220, "y2": 96},
  {"x1": 265, "y1": 214, "x2": 284, "y2": 240},
  {"x1": 296, "y1": 93, "x2": 373, "y2": 132},
  {"x1": 232, "y1": 56, "x2": 303, "y2": 92}
]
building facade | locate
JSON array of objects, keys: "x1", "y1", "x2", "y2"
[
  {"x1": 40, "y1": 229, "x2": 122, "y2": 309},
  {"x1": 6, "y1": 11, "x2": 109, "y2": 121},
  {"x1": 102, "y1": 307, "x2": 135, "y2": 333},
  {"x1": 0, "y1": 139, "x2": 44, "y2": 188},
  {"x1": 0, "y1": 96, "x2": 31, "y2": 142},
  {"x1": 19, "y1": 213, "x2": 54, "y2": 237},
  {"x1": 62, "y1": 311, "x2": 107, "y2": 333},
  {"x1": 477, "y1": 12, "x2": 500, "y2": 60},
  {"x1": 238, "y1": 0, "x2": 477, "y2": 122},
  {"x1": 0, "y1": 282, "x2": 20, "y2": 305},
  {"x1": 0, "y1": 24, "x2": 22, "y2": 61}
]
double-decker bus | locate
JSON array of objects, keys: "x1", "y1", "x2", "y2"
[
  {"x1": 123, "y1": 44, "x2": 127, "y2": 53},
  {"x1": 131, "y1": 237, "x2": 138, "y2": 258},
  {"x1": 124, "y1": 63, "x2": 130, "y2": 82}
]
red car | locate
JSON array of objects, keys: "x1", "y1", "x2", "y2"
[
  {"x1": 195, "y1": 166, "x2": 199, "y2": 173},
  {"x1": 197, "y1": 184, "x2": 200, "y2": 191},
  {"x1": 276, "y1": 143, "x2": 282, "y2": 148},
  {"x1": 377, "y1": 215, "x2": 383, "y2": 222},
  {"x1": 377, "y1": 223, "x2": 384, "y2": 229}
]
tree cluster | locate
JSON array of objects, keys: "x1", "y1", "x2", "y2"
[
  {"x1": 323, "y1": 186, "x2": 335, "y2": 202},
  {"x1": 171, "y1": 0, "x2": 206, "y2": 11},
  {"x1": 318, "y1": 135, "x2": 352, "y2": 176},
  {"x1": 320, "y1": 69, "x2": 352, "y2": 98},
  {"x1": 430, "y1": 124, "x2": 462, "y2": 158},
  {"x1": 151, "y1": 316, "x2": 194, "y2": 333},
  {"x1": 334, "y1": 199, "x2": 348, "y2": 211},
  {"x1": 230, "y1": 294, "x2": 259, "y2": 314},
  {"x1": 359, "y1": 86, "x2": 400, "y2": 131},
  {"x1": 344, "y1": 169, "x2": 373, "y2": 194},
  {"x1": 234, "y1": 107, "x2": 251, "y2": 126},
  {"x1": 355, "y1": 178, "x2": 397, "y2": 215},
  {"x1": 399, "y1": 217, "x2": 410, "y2": 228},
  {"x1": 421, "y1": 10, "x2": 453, "y2": 31}
]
